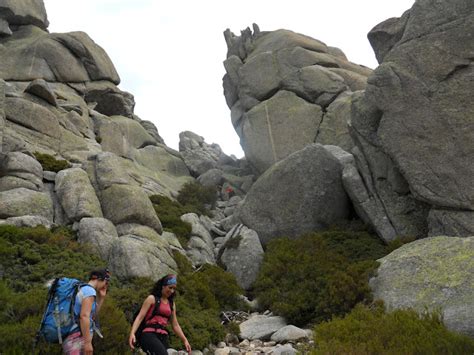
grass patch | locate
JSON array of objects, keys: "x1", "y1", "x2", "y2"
[{"x1": 33, "y1": 152, "x2": 71, "y2": 173}]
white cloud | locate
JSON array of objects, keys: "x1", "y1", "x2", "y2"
[{"x1": 44, "y1": 0, "x2": 415, "y2": 158}]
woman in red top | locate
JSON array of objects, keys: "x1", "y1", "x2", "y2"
[{"x1": 129, "y1": 275, "x2": 191, "y2": 355}]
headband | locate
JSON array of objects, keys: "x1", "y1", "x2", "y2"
[{"x1": 164, "y1": 276, "x2": 177, "y2": 286}]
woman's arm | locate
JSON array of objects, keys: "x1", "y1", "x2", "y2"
[
  {"x1": 128, "y1": 295, "x2": 155, "y2": 350},
  {"x1": 79, "y1": 296, "x2": 94, "y2": 355},
  {"x1": 171, "y1": 305, "x2": 191, "y2": 354}
]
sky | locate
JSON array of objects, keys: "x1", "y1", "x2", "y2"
[{"x1": 44, "y1": 0, "x2": 415, "y2": 158}]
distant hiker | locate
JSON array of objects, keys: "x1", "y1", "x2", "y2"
[
  {"x1": 129, "y1": 274, "x2": 191, "y2": 355},
  {"x1": 225, "y1": 186, "x2": 235, "y2": 199},
  {"x1": 63, "y1": 269, "x2": 110, "y2": 355}
]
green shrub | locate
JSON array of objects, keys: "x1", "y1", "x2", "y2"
[
  {"x1": 176, "y1": 181, "x2": 217, "y2": 216},
  {"x1": 253, "y1": 228, "x2": 388, "y2": 326},
  {"x1": 150, "y1": 194, "x2": 193, "y2": 245},
  {"x1": 312, "y1": 303, "x2": 474, "y2": 354},
  {"x1": 0, "y1": 225, "x2": 105, "y2": 292},
  {"x1": 33, "y1": 152, "x2": 71, "y2": 172}
]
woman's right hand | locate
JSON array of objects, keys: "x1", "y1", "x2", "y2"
[{"x1": 128, "y1": 333, "x2": 136, "y2": 350}]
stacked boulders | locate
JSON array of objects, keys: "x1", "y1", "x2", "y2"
[
  {"x1": 0, "y1": 0, "x2": 193, "y2": 280},
  {"x1": 223, "y1": 24, "x2": 372, "y2": 175}
]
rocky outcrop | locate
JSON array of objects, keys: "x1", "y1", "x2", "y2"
[
  {"x1": 0, "y1": 0, "x2": 49, "y2": 30},
  {"x1": 0, "y1": 0, "x2": 195, "y2": 280},
  {"x1": 223, "y1": 25, "x2": 372, "y2": 173},
  {"x1": 55, "y1": 168, "x2": 103, "y2": 222},
  {"x1": 370, "y1": 236, "x2": 474, "y2": 337},
  {"x1": 217, "y1": 224, "x2": 264, "y2": 290},
  {"x1": 237, "y1": 144, "x2": 350, "y2": 244},
  {"x1": 349, "y1": 0, "x2": 474, "y2": 239}
]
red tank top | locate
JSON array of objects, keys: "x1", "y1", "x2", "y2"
[{"x1": 143, "y1": 300, "x2": 172, "y2": 334}]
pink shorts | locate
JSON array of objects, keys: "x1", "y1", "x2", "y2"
[{"x1": 62, "y1": 332, "x2": 84, "y2": 355}]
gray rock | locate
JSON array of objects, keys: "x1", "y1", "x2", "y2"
[
  {"x1": 0, "y1": 0, "x2": 49, "y2": 29},
  {"x1": 237, "y1": 144, "x2": 350, "y2": 244},
  {"x1": 218, "y1": 224, "x2": 264, "y2": 290},
  {"x1": 315, "y1": 92, "x2": 354, "y2": 152},
  {"x1": 239, "y1": 315, "x2": 287, "y2": 340},
  {"x1": 0, "y1": 187, "x2": 53, "y2": 220},
  {"x1": 338, "y1": 148, "x2": 397, "y2": 242},
  {"x1": 0, "y1": 18, "x2": 12, "y2": 36},
  {"x1": 270, "y1": 325, "x2": 308, "y2": 342},
  {"x1": 368, "y1": 10, "x2": 410, "y2": 64},
  {"x1": 0, "y1": 175, "x2": 39, "y2": 191},
  {"x1": 186, "y1": 236, "x2": 216, "y2": 266},
  {"x1": 83, "y1": 81, "x2": 134, "y2": 117},
  {"x1": 3, "y1": 215, "x2": 52, "y2": 229},
  {"x1": 272, "y1": 344, "x2": 297, "y2": 355},
  {"x1": 282, "y1": 65, "x2": 347, "y2": 107},
  {"x1": 140, "y1": 120, "x2": 165, "y2": 144},
  {"x1": 115, "y1": 223, "x2": 165, "y2": 245},
  {"x1": 0, "y1": 151, "x2": 43, "y2": 179},
  {"x1": 55, "y1": 168, "x2": 103, "y2": 221},
  {"x1": 97, "y1": 115, "x2": 156, "y2": 158},
  {"x1": 5, "y1": 97, "x2": 60, "y2": 138},
  {"x1": 357, "y1": 0, "x2": 474, "y2": 211},
  {"x1": 179, "y1": 131, "x2": 226, "y2": 177},
  {"x1": 180, "y1": 213, "x2": 214, "y2": 248},
  {"x1": 162, "y1": 231, "x2": 184, "y2": 251},
  {"x1": 43, "y1": 171, "x2": 56, "y2": 182},
  {"x1": 349, "y1": 93, "x2": 430, "y2": 240},
  {"x1": 24, "y1": 79, "x2": 57, "y2": 106},
  {"x1": 101, "y1": 184, "x2": 163, "y2": 234},
  {"x1": 197, "y1": 168, "x2": 224, "y2": 188},
  {"x1": 428, "y1": 209, "x2": 474, "y2": 237},
  {"x1": 370, "y1": 236, "x2": 474, "y2": 337},
  {"x1": 109, "y1": 235, "x2": 177, "y2": 280},
  {"x1": 241, "y1": 90, "x2": 323, "y2": 174},
  {"x1": 0, "y1": 26, "x2": 119, "y2": 83},
  {"x1": 78, "y1": 217, "x2": 117, "y2": 259}
]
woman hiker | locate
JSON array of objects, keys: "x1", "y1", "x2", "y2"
[{"x1": 129, "y1": 274, "x2": 191, "y2": 355}]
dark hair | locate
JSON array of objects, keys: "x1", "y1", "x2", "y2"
[
  {"x1": 151, "y1": 274, "x2": 177, "y2": 302},
  {"x1": 89, "y1": 268, "x2": 111, "y2": 281}
]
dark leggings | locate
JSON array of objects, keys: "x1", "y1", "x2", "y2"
[{"x1": 140, "y1": 332, "x2": 169, "y2": 355}]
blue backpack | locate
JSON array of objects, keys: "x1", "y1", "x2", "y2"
[{"x1": 37, "y1": 277, "x2": 89, "y2": 344}]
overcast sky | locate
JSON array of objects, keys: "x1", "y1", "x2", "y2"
[{"x1": 44, "y1": 0, "x2": 415, "y2": 158}]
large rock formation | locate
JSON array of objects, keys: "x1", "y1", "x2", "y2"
[
  {"x1": 349, "y1": 0, "x2": 474, "y2": 239},
  {"x1": 370, "y1": 236, "x2": 474, "y2": 337},
  {"x1": 237, "y1": 144, "x2": 350, "y2": 244},
  {"x1": 223, "y1": 24, "x2": 372, "y2": 174},
  {"x1": 0, "y1": 0, "x2": 193, "y2": 279}
]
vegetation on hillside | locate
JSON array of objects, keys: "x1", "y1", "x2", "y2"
[
  {"x1": 0, "y1": 224, "x2": 243, "y2": 353},
  {"x1": 311, "y1": 303, "x2": 474, "y2": 354},
  {"x1": 150, "y1": 181, "x2": 217, "y2": 246},
  {"x1": 253, "y1": 226, "x2": 389, "y2": 326}
]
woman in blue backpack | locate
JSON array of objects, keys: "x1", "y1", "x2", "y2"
[
  {"x1": 129, "y1": 274, "x2": 191, "y2": 355},
  {"x1": 63, "y1": 269, "x2": 110, "y2": 355}
]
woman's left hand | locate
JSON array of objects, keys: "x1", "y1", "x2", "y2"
[{"x1": 184, "y1": 339, "x2": 191, "y2": 354}]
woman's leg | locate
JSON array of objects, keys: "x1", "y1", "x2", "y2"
[{"x1": 140, "y1": 332, "x2": 168, "y2": 355}]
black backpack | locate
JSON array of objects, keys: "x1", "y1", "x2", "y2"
[{"x1": 132, "y1": 296, "x2": 174, "y2": 348}]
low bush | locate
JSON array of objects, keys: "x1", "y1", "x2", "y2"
[
  {"x1": 253, "y1": 228, "x2": 388, "y2": 326},
  {"x1": 176, "y1": 181, "x2": 217, "y2": 216},
  {"x1": 312, "y1": 303, "x2": 474, "y2": 354},
  {"x1": 33, "y1": 152, "x2": 71, "y2": 172},
  {"x1": 150, "y1": 194, "x2": 193, "y2": 245}
]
